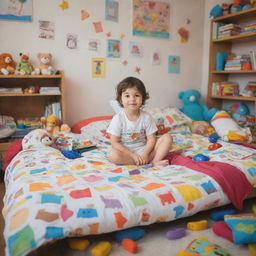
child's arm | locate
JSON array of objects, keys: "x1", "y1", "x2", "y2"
[{"x1": 141, "y1": 133, "x2": 156, "y2": 163}]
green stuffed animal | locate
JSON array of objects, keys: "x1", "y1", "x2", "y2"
[{"x1": 15, "y1": 53, "x2": 34, "y2": 75}]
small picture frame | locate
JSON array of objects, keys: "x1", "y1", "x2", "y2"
[
  {"x1": 128, "y1": 42, "x2": 143, "y2": 57},
  {"x1": 105, "y1": 0, "x2": 119, "y2": 22},
  {"x1": 88, "y1": 39, "x2": 100, "y2": 51},
  {"x1": 151, "y1": 52, "x2": 160, "y2": 65},
  {"x1": 168, "y1": 56, "x2": 180, "y2": 74},
  {"x1": 92, "y1": 58, "x2": 106, "y2": 78},
  {"x1": 107, "y1": 39, "x2": 121, "y2": 58}
]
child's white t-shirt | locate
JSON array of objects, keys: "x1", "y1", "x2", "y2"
[{"x1": 107, "y1": 109, "x2": 157, "y2": 154}]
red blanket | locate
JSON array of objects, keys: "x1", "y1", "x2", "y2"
[{"x1": 171, "y1": 155, "x2": 254, "y2": 210}]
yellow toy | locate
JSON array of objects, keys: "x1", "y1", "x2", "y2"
[
  {"x1": 91, "y1": 241, "x2": 112, "y2": 256},
  {"x1": 67, "y1": 238, "x2": 90, "y2": 251},
  {"x1": 41, "y1": 114, "x2": 70, "y2": 135},
  {"x1": 248, "y1": 243, "x2": 256, "y2": 256},
  {"x1": 187, "y1": 220, "x2": 208, "y2": 231}
]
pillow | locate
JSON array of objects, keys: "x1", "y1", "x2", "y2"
[
  {"x1": 211, "y1": 111, "x2": 252, "y2": 143},
  {"x1": 176, "y1": 236, "x2": 230, "y2": 256},
  {"x1": 78, "y1": 116, "x2": 113, "y2": 146},
  {"x1": 22, "y1": 129, "x2": 52, "y2": 149},
  {"x1": 224, "y1": 214, "x2": 256, "y2": 245},
  {"x1": 144, "y1": 106, "x2": 192, "y2": 129}
]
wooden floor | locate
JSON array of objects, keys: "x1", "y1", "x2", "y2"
[{"x1": 0, "y1": 176, "x2": 6, "y2": 256}]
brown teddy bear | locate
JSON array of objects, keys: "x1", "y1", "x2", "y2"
[
  {"x1": 32, "y1": 53, "x2": 57, "y2": 75},
  {"x1": 0, "y1": 53, "x2": 16, "y2": 75},
  {"x1": 41, "y1": 114, "x2": 70, "y2": 135}
]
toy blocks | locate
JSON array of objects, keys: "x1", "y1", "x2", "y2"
[
  {"x1": 210, "y1": 209, "x2": 236, "y2": 221},
  {"x1": 115, "y1": 227, "x2": 145, "y2": 243},
  {"x1": 91, "y1": 241, "x2": 112, "y2": 256},
  {"x1": 248, "y1": 243, "x2": 256, "y2": 256},
  {"x1": 187, "y1": 220, "x2": 208, "y2": 230},
  {"x1": 67, "y1": 238, "x2": 90, "y2": 250},
  {"x1": 166, "y1": 228, "x2": 186, "y2": 240},
  {"x1": 121, "y1": 238, "x2": 138, "y2": 253}
]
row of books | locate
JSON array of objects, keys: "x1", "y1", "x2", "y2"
[
  {"x1": 212, "y1": 82, "x2": 239, "y2": 96},
  {"x1": 0, "y1": 88, "x2": 23, "y2": 94},
  {"x1": 44, "y1": 102, "x2": 62, "y2": 120},
  {"x1": 224, "y1": 54, "x2": 251, "y2": 71},
  {"x1": 39, "y1": 87, "x2": 60, "y2": 94},
  {"x1": 250, "y1": 50, "x2": 256, "y2": 70},
  {"x1": 0, "y1": 87, "x2": 60, "y2": 94},
  {"x1": 212, "y1": 22, "x2": 256, "y2": 40},
  {"x1": 241, "y1": 81, "x2": 256, "y2": 97}
]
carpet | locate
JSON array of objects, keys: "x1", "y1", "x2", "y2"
[{"x1": 32, "y1": 198, "x2": 255, "y2": 256}]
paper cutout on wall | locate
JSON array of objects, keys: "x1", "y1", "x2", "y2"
[
  {"x1": 186, "y1": 18, "x2": 191, "y2": 24},
  {"x1": 178, "y1": 27, "x2": 189, "y2": 43},
  {"x1": 122, "y1": 60, "x2": 128, "y2": 66},
  {"x1": 106, "y1": 32, "x2": 111, "y2": 37},
  {"x1": 135, "y1": 67, "x2": 141, "y2": 74},
  {"x1": 81, "y1": 9, "x2": 90, "y2": 20},
  {"x1": 120, "y1": 33, "x2": 125, "y2": 39},
  {"x1": 107, "y1": 39, "x2": 121, "y2": 58},
  {"x1": 129, "y1": 42, "x2": 142, "y2": 57},
  {"x1": 93, "y1": 22, "x2": 103, "y2": 33},
  {"x1": 92, "y1": 58, "x2": 106, "y2": 78},
  {"x1": 168, "y1": 56, "x2": 180, "y2": 74},
  {"x1": 38, "y1": 20, "x2": 55, "y2": 40},
  {"x1": 66, "y1": 33, "x2": 77, "y2": 49},
  {"x1": 88, "y1": 39, "x2": 100, "y2": 51},
  {"x1": 151, "y1": 52, "x2": 160, "y2": 65},
  {"x1": 105, "y1": 0, "x2": 119, "y2": 22},
  {"x1": 59, "y1": 0, "x2": 69, "y2": 10}
]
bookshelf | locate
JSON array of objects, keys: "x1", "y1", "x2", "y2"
[
  {"x1": 0, "y1": 71, "x2": 66, "y2": 168},
  {"x1": 207, "y1": 7, "x2": 256, "y2": 113}
]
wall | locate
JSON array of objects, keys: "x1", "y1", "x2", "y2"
[{"x1": 0, "y1": 0, "x2": 205, "y2": 126}]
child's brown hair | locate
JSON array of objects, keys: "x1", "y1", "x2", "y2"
[{"x1": 116, "y1": 77, "x2": 149, "y2": 107}]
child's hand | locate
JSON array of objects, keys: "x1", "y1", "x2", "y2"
[
  {"x1": 140, "y1": 153, "x2": 150, "y2": 164},
  {"x1": 131, "y1": 153, "x2": 145, "y2": 165}
]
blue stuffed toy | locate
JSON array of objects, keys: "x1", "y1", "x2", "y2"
[{"x1": 178, "y1": 89, "x2": 217, "y2": 121}]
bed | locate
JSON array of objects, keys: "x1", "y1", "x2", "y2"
[{"x1": 2, "y1": 106, "x2": 256, "y2": 256}]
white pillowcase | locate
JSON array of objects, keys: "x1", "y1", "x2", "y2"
[{"x1": 109, "y1": 100, "x2": 122, "y2": 114}]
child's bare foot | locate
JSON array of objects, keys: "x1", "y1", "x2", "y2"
[{"x1": 153, "y1": 159, "x2": 169, "y2": 166}]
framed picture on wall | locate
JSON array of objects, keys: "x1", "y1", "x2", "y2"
[
  {"x1": 168, "y1": 56, "x2": 180, "y2": 74},
  {"x1": 105, "y1": 0, "x2": 119, "y2": 22},
  {"x1": 92, "y1": 58, "x2": 106, "y2": 78},
  {"x1": 128, "y1": 42, "x2": 143, "y2": 57},
  {"x1": 107, "y1": 39, "x2": 121, "y2": 58},
  {"x1": 132, "y1": 0, "x2": 170, "y2": 39},
  {"x1": 0, "y1": 0, "x2": 33, "y2": 22}
]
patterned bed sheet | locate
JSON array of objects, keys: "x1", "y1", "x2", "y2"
[{"x1": 3, "y1": 133, "x2": 256, "y2": 256}]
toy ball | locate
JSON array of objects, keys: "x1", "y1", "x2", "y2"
[
  {"x1": 209, "y1": 133, "x2": 218, "y2": 143},
  {"x1": 208, "y1": 143, "x2": 222, "y2": 151},
  {"x1": 62, "y1": 150, "x2": 81, "y2": 159},
  {"x1": 192, "y1": 154, "x2": 210, "y2": 162}
]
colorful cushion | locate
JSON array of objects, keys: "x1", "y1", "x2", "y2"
[
  {"x1": 176, "y1": 236, "x2": 231, "y2": 256},
  {"x1": 224, "y1": 214, "x2": 256, "y2": 245}
]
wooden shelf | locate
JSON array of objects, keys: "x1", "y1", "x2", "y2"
[
  {"x1": 211, "y1": 95, "x2": 256, "y2": 101},
  {"x1": 0, "y1": 93, "x2": 62, "y2": 97},
  {"x1": 212, "y1": 70, "x2": 256, "y2": 74},
  {"x1": 212, "y1": 31, "x2": 256, "y2": 43},
  {"x1": 0, "y1": 73, "x2": 62, "y2": 79}
]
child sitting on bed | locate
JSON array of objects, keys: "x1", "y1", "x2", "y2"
[{"x1": 107, "y1": 76, "x2": 172, "y2": 166}]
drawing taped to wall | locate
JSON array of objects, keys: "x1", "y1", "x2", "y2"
[
  {"x1": 105, "y1": 0, "x2": 119, "y2": 22},
  {"x1": 132, "y1": 0, "x2": 170, "y2": 39},
  {"x1": 168, "y1": 56, "x2": 180, "y2": 74},
  {"x1": 151, "y1": 52, "x2": 160, "y2": 65},
  {"x1": 66, "y1": 33, "x2": 77, "y2": 49},
  {"x1": 0, "y1": 0, "x2": 33, "y2": 22},
  {"x1": 88, "y1": 39, "x2": 100, "y2": 51},
  {"x1": 92, "y1": 58, "x2": 106, "y2": 78},
  {"x1": 38, "y1": 20, "x2": 55, "y2": 40},
  {"x1": 107, "y1": 39, "x2": 121, "y2": 58},
  {"x1": 128, "y1": 42, "x2": 142, "y2": 57}
]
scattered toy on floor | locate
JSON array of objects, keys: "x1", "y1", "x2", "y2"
[
  {"x1": 121, "y1": 238, "x2": 138, "y2": 254},
  {"x1": 208, "y1": 133, "x2": 218, "y2": 143},
  {"x1": 166, "y1": 227, "x2": 186, "y2": 240},
  {"x1": 253, "y1": 204, "x2": 256, "y2": 214},
  {"x1": 115, "y1": 227, "x2": 145, "y2": 243},
  {"x1": 67, "y1": 238, "x2": 90, "y2": 250},
  {"x1": 187, "y1": 220, "x2": 208, "y2": 231},
  {"x1": 192, "y1": 154, "x2": 210, "y2": 162},
  {"x1": 208, "y1": 142, "x2": 222, "y2": 151},
  {"x1": 210, "y1": 209, "x2": 236, "y2": 221},
  {"x1": 248, "y1": 242, "x2": 256, "y2": 256},
  {"x1": 213, "y1": 221, "x2": 234, "y2": 243},
  {"x1": 62, "y1": 150, "x2": 81, "y2": 159},
  {"x1": 91, "y1": 241, "x2": 112, "y2": 256}
]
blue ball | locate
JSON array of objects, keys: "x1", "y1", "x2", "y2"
[
  {"x1": 209, "y1": 133, "x2": 218, "y2": 143},
  {"x1": 192, "y1": 154, "x2": 210, "y2": 161}
]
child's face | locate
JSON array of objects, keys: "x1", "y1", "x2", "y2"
[{"x1": 121, "y1": 87, "x2": 143, "y2": 111}]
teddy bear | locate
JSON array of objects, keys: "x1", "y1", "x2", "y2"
[
  {"x1": 0, "y1": 53, "x2": 16, "y2": 75},
  {"x1": 178, "y1": 89, "x2": 217, "y2": 121},
  {"x1": 41, "y1": 114, "x2": 70, "y2": 135},
  {"x1": 15, "y1": 53, "x2": 34, "y2": 75},
  {"x1": 32, "y1": 53, "x2": 57, "y2": 75}
]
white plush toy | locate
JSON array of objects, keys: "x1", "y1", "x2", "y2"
[
  {"x1": 211, "y1": 111, "x2": 252, "y2": 143},
  {"x1": 32, "y1": 53, "x2": 57, "y2": 75}
]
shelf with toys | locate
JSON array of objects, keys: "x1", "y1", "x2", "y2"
[{"x1": 207, "y1": 6, "x2": 256, "y2": 113}]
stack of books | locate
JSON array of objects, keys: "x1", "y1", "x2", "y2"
[
  {"x1": 218, "y1": 23, "x2": 241, "y2": 38},
  {"x1": 44, "y1": 102, "x2": 62, "y2": 120},
  {"x1": 0, "y1": 88, "x2": 23, "y2": 94},
  {"x1": 241, "y1": 81, "x2": 256, "y2": 97},
  {"x1": 212, "y1": 81, "x2": 239, "y2": 96},
  {"x1": 242, "y1": 23, "x2": 256, "y2": 33},
  {"x1": 39, "y1": 87, "x2": 60, "y2": 94},
  {"x1": 224, "y1": 54, "x2": 251, "y2": 71}
]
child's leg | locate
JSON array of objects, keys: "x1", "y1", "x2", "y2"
[
  {"x1": 108, "y1": 149, "x2": 135, "y2": 165},
  {"x1": 151, "y1": 133, "x2": 172, "y2": 164}
]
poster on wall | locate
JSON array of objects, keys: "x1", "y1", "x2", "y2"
[
  {"x1": 107, "y1": 39, "x2": 121, "y2": 58},
  {"x1": 92, "y1": 58, "x2": 106, "y2": 78},
  {"x1": 105, "y1": 0, "x2": 119, "y2": 22},
  {"x1": 0, "y1": 0, "x2": 33, "y2": 22},
  {"x1": 128, "y1": 42, "x2": 143, "y2": 57},
  {"x1": 168, "y1": 56, "x2": 180, "y2": 74},
  {"x1": 38, "y1": 20, "x2": 55, "y2": 40},
  {"x1": 132, "y1": 0, "x2": 170, "y2": 39}
]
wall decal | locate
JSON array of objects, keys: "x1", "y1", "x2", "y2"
[
  {"x1": 0, "y1": 0, "x2": 33, "y2": 22},
  {"x1": 59, "y1": 0, "x2": 69, "y2": 10},
  {"x1": 122, "y1": 60, "x2": 128, "y2": 66},
  {"x1": 128, "y1": 42, "x2": 143, "y2": 57},
  {"x1": 93, "y1": 22, "x2": 103, "y2": 33},
  {"x1": 105, "y1": 0, "x2": 119, "y2": 22},
  {"x1": 151, "y1": 52, "x2": 160, "y2": 65},
  {"x1": 132, "y1": 0, "x2": 170, "y2": 39},
  {"x1": 106, "y1": 32, "x2": 112, "y2": 37},
  {"x1": 88, "y1": 39, "x2": 100, "y2": 51},
  {"x1": 38, "y1": 21, "x2": 55, "y2": 40},
  {"x1": 168, "y1": 56, "x2": 180, "y2": 74},
  {"x1": 178, "y1": 27, "x2": 189, "y2": 43},
  {"x1": 107, "y1": 39, "x2": 121, "y2": 58},
  {"x1": 81, "y1": 9, "x2": 90, "y2": 20},
  {"x1": 92, "y1": 58, "x2": 106, "y2": 78},
  {"x1": 66, "y1": 33, "x2": 77, "y2": 49},
  {"x1": 135, "y1": 66, "x2": 141, "y2": 74}
]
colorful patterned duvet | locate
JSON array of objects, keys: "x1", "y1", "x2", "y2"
[{"x1": 3, "y1": 133, "x2": 256, "y2": 256}]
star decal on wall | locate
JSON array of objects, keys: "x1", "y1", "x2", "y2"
[
  {"x1": 106, "y1": 32, "x2": 111, "y2": 37},
  {"x1": 122, "y1": 60, "x2": 128, "y2": 65},
  {"x1": 59, "y1": 0, "x2": 69, "y2": 10},
  {"x1": 135, "y1": 67, "x2": 141, "y2": 74}
]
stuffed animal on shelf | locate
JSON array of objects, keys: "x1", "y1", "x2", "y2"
[
  {"x1": 178, "y1": 89, "x2": 217, "y2": 121},
  {"x1": 15, "y1": 53, "x2": 34, "y2": 75},
  {"x1": 209, "y1": 4, "x2": 223, "y2": 18},
  {"x1": 0, "y1": 53, "x2": 16, "y2": 75},
  {"x1": 41, "y1": 114, "x2": 70, "y2": 135},
  {"x1": 32, "y1": 53, "x2": 57, "y2": 75}
]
